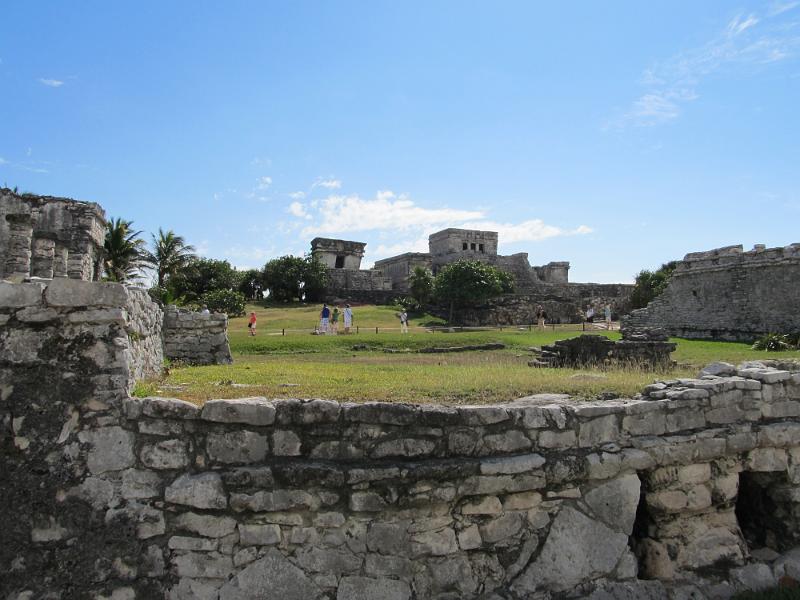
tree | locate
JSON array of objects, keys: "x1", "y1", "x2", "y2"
[
  {"x1": 630, "y1": 261, "x2": 677, "y2": 309},
  {"x1": 262, "y1": 254, "x2": 328, "y2": 302},
  {"x1": 301, "y1": 254, "x2": 328, "y2": 302},
  {"x1": 170, "y1": 258, "x2": 241, "y2": 302},
  {"x1": 144, "y1": 228, "x2": 196, "y2": 287},
  {"x1": 433, "y1": 259, "x2": 514, "y2": 323},
  {"x1": 408, "y1": 266, "x2": 434, "y2": 305},
  {"x1": 238, "y1": 268, "x2": 265, "y2": 301},
  {"x1": 103, "y1": 217, "x2": 147, "y2": 282},
  {"x1": 201, "y1": 289, "x2": 247, "y2": 317}
]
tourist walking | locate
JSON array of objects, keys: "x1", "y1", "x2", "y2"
[
  {"x1": 399, "y1": 309, "x2": 409, "y2": 334},
  {"x1": 247, "y1": 311, "x2": 257, "y2": 336},
  {"x1": 604, "y1": 304, "x2": 612, "y2": 329},
  {"x1": 319, "y1": 303, "x2": 331, "y2": 334},
  {"x1": 343, "y1": 304, "x2": 353, "y2": 334},
  {"x1": 586, "y1": 306, "x2": 594, "y2": 323},
  {"x1": 331, "y1": 305, "x2": 340, "y2": 335}
]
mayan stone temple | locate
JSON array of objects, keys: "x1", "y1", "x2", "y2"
[
  {"x1": 314, "y1": 228, "x2": 633, "y2": 323},
  {"x1": 2, "y1": 187, "x2": 800, "y2": 599}
]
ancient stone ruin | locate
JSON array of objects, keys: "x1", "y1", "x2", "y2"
[
  {"x1": 0, "y1": 187, "x2": 106, "y2": 282},
  {"x1": 1, "y1": 190, "x2": 233, "y2": 366},
  {"x1": 317, "y1": 228, "x2": 633, "y2": 323},
  {"x1": 3, "y1": 276, "x2": 800, "y2": 599},
  {"x1": 625, "y1": 243, "x2": 800, "y2": 342},
  {"x1": 532, "y1": 329, "x2": 676, "y2": 369},
  {"x1": 163, "y1": 306, "x2": 234, "y2": 366}
]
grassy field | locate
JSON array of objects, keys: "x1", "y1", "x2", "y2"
[{"x1": 136, "y1": 303, "x2": 800, "y2": 405}]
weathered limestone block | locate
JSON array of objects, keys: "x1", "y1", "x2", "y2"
[
  {"x1": 238, "y1": 524, "x2": 281, "y2": 546},
  {"x1": 201, "y1": 398, "x2": 275, "y2": 426},
  {"x1": 583, "y1": 474, "x2": 640, "y2": 535},
  {"x1": 513, "y1": 506, "x2": 629, "y2": 593},
  {"x1": 165, "y1": 473, "x2": 227, "y2": 509},
  {"x1": 336, "y1": 576, "x2": 412, "y2": 600},
  {"x1": 207, "y1": 431, "x2": 268, "y2": 464},
  {"x1": 140, "y1": 439, "x2": 190, "y2": 470},
  {"x1": 173, "y1": 512, "x2": 237, "y2": 538},
  {"x1": 78, "y1": 426, "x2": 136, "y2": 474}
]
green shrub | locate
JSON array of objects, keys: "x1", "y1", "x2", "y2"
[
  {"x1": 201, "y1": 289, "x2": 246, "y2": 317},
  {"x1": 752, "y1": 333, "x2": 792, "y2": 352}
]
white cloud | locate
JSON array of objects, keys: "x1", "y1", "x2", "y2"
[
  {"x1": 223, "y1": 245, "x2": 276, "y2": 269},
  {"x1": 727, "y1": 14, "x2": 759, "y2": 37},
  {"x1": 301, "y1": 190, "x2": 485, "y2": 236},
  {"x1": 288, "y1": 191, "x2": 306, "y2": 200},
  {"x1": 38, "y1": 78, "x2": 64, "y2": 87},
  {"x1": 250, "y1": 156, "x2": 272, "y2": 167},
  {"x1": 769, "y1": 1, "x2": 800, "y2": 16},
  {"x1": 0, "y1": 157, "x2": 7, "y2": 165},
  {"x1": 457, "y1": 219, "x2": 592, "y2": 244},
  {"x1": 288, "y1": 201, "x2": 311, "y2": 219},
  {"x1": 613, "y1": 7, "x2": 800, "y2": 128},
  {"x1": 256, "y1": 176, "x2": 272, "y2": 190},
  {"x1": 313, "y1": 177, "x2": 342, "y2": 190}
]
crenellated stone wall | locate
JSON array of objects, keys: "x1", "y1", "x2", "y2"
[
  {"x1": 0, "y1": 188, "x2": 106, "y2": 282},
  {"x1": 624, "y1": 243, "x2": 800, "y2": 341},
  {"x1": 162, "y1": 306, "x2": 233, "y2": 366},
  {"x1": 3, "y1": 279, "x2": 800, "y2": 599}
]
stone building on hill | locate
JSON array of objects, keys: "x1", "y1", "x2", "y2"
[{"x1": 314, "y1": 227, "x2": 634, "y2": 322}]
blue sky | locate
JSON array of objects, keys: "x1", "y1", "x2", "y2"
[{"x1": 1, "y1": 1, "x2": 798, "y2": 283}]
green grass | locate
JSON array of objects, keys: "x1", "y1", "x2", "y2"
[{"x1": 137, "y1": 303, "x2": 800, "y2": 405}]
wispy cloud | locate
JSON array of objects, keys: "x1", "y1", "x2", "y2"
[
  {"x1": 0, "y1": 157, "x2": 7, "y2": 165},
  {"x1": 301, "y1": 190, "x2": 484, "y2": 236},
  {"x1": 288, "y1": 201, "x2": 311, "y2": 219},
  {"x1": 250, "y1": 157, "x2": 272, "y2": 167},
  {"x1": 38, "y1": 78, "x2": 65, "y2": 87},
  {"x1": 256, "y1": 176, "x2": 272, "y2": 190},
  {"x1": 312, "y1": 177, "x2": 342, "y2": 190},
  {"x1": 288, "y1": 191, "x2": 306, "y2": 200},
  {"x1": 458, "y1": 220, "x2": 592, "y2": 243},
  {"x1": 611, "y1": 6, "x2": 800, "y2": 127}
]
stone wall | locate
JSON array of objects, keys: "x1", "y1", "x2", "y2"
[
  {"x1": 0, "y1": 188, "x2": 106, "y2": 282},
  {"x1": 311, "y1": 238, "x2": 366, "y2": 270},
  {"x1": 624, "y1": 243, "x2": 800, "y2": 341},
  {"x1": 459, "y1": 283, "x2": 634, "y2": 326},
  {"x1": 162, "y1": 306, "x2": 233, "y2": 366},
  {"x1": 323, "y1": 269, "x2": 395, "y2": 304},
  {"x1": 4, "y1": 278, "x2": 800, "y2": 599},
  {"x1": 534, "y1": 333, "x2": 676, "y2": 369}
]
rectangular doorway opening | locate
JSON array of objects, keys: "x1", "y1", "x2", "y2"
[
  {"x1": 334, "y1": 256, "x2": 345, "y2": 269},
  {"x1": 735, "y1": 471, "x2": 797, "y2": 552}
]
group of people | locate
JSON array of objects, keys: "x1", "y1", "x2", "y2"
[
  {"x1": 585, "y1": 304, "x2": 613, "y2": 328},
  {"x1": 318, "y1": 303, "x2": 354, "y2": 335}
]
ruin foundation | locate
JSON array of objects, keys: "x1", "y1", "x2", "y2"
[{"x1": 3, "y1": 280, "x2": 800, "y2": 599}]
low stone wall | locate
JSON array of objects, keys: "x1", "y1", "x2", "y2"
[
  {"x1": 3, "y1": 276, "x2": 800, "y2": 599},
  {"x1": 459, "y1": 284, "x2": 634, "y2": 326},
  {"x1": 162, "y1": 306, "x2": 233, "y2": 366},
  {"x1": 624, "y1": 243, "x2": 800, "y2": 341}
]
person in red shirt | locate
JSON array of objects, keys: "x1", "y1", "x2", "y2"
[{"x1": 248, "y1": 312, "x2": 257, "y2": 336}]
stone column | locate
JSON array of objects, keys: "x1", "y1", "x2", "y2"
[
  {"x1": 53, "y1": 244, "x2": 69, "y2": 278},
  {"x1": 4, "y1": 214, "x2": 33, "y2": 281},
  {"x1": 31, "y1": 236, "x2": 56, "y2": 279}
]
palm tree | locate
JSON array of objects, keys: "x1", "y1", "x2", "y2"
[
  {"x1": 103, "y1": 218, "x2": 147, "y2": 282},
  {"x1": 144, "y1": 228, "x2": 196, "y2": 287}
]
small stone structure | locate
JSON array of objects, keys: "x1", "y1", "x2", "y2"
[
  {"x1": 625, "y1": 243, "x2": 800, "y2": 341},
  {"x1": 4, "y1": 278, "x2": 800, "y2": 599},
  {"x1": 0, "y1": 188, "x2": 106, "y2": 282},
  {"x1": 533, "y1": 331, "x2": 676, "y2": 368},
  {"x1": 162, "y1": 306, "x2": 233, "y2": 365},
  {"x1": 311, "y1": 237, "x2": 393, "y2": 302}
]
